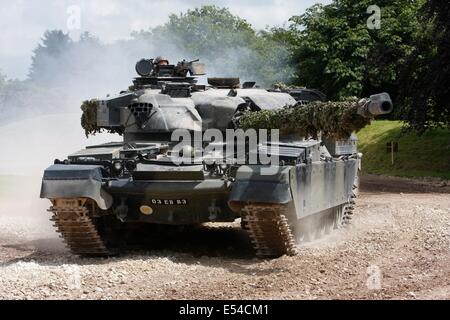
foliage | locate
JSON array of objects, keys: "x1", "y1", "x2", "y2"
[
  {"x1": 397, "y1": 0, "x2": 450, "y2": 132},
  {"x1": 285, "y1": 0, "x2": 424, "y2": 100},
  {"x1": 152, "y1": 6, "x2": 255, "y2": 59},
  {"x1": 29, "y1": 30, "x2": 72, "y2": 84},
  {"x1": 279, "y1": 0, "x2": 449, "y2": 132},
  {"x1": 133, "y1": 5, "x2": 293, "y2": 86},
  {"x1": 28, "y1": 31, "x2": 107, "y2": 88},
  {"x1": 80, "y1": 99, "x2": 123, "y2": 137},
  {"x1": 239, "y1": 99, "x2": 371, "y2": 140},
  {"x1": 80, "y1": 99, "x2": 99, "y2": 137}
]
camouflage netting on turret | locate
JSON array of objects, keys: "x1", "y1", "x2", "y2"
[
  {"x1": 81, "y1": 99, "x2": 124, "y2": 137},
  {"x1": 238, "y1": 99, "x2": 371, "y2": 140}
]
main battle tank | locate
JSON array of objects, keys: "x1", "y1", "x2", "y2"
[{"x1": 40, "y1": 57, "x2": 393, "y2": 257}]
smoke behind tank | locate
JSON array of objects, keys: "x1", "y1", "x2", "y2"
[{"x1": 0, "y1": 113, "x2": 119, "y2": 175}]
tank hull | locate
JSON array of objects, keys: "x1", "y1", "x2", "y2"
[{"x1": 41, "y1": 154, "x2": 357, "y2": 257}]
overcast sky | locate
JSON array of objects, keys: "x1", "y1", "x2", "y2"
[{"x1": 0, "y1": 0, "x2": 329, "y2": 79}]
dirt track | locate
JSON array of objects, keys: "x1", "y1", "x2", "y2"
[{"x1": 0, "y1": 179, "x2": 449, "y2": 300}]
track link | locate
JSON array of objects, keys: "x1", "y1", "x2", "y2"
[
  {"x1": 242, "y1": 203, "x2": 297, "y2": 258},
  {"x1": 48, "y1": 198, "x2": 111, "y2": 257},
  {"x1": 342, "y1": 187, "x2": 358, "y2": 225}
]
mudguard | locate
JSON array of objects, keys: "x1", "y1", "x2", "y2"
[
  {"x1": 228, "y1": 165, "x2": 292, "y2": 205},
  {"x1": 291, "y1": 160, "x2": 357, "y2": 219},
  {"x1": 40, "y1": 164, "x2": 113, "y2": 210}
]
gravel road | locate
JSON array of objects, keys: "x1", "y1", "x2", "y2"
[{"x1": 0, "y1": 179, "x2": 449, "y2": 300}]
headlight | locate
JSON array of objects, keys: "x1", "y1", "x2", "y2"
[
  {"x1": 113, "y1": 161, "x2": 123, "y2": 172},
  {"x1": 125, "y1": 160, "x2": 136, "y2": 172}
]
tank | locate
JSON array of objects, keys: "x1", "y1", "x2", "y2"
[{"x1": 40, "y1": 57, "x2": 393, "y2": 257}]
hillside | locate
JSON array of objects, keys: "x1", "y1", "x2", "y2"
[{"x1": 357, "y1": 121, "x2": 450, "y2": 179}]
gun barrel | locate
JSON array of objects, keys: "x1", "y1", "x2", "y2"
[{"x1": 358, "y1": 92, "x2": 393, "y2": 118}]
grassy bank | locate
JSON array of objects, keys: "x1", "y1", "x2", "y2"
[{"x1": 356, "y1": 121, "x2": 450, "y2": 179}]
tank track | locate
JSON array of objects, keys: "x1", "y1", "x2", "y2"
[
  {"x1": 242, "y1": 180, "x2": 358, "y2": 258},
  {"x1": 48, "y1": 198, "x2": 111, "y2": 257},
  {"x1": 242, "y1": 203, "x2": 297, "y2": 258},
  {"x1": 342, "y1": 186, "x2": 358, "y2": 225}
]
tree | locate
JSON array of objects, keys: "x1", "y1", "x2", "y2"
[
  {"x1": 397, "y1": 0, "x2": 450, "y2": 131},
  {"x1": 29, "y1": 30, "x2": 72, "y2": 84},
  {"x1": 134, "y1": 5, "x2": 293, "y2": 86},
  {"x1": 152, "y1": 5, "x2": 256, "y2": 59},
  {"x1": 287, "y1": 0, "x2": 424, "y2": 101}
]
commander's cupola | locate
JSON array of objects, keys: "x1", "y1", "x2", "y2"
[{"x1": 132, "y1": 57, "x2": 206, "y2": 89}]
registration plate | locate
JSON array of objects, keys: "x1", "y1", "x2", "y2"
[{"x1": 150, "y1": 199, "x2": 188, "y2": 205}]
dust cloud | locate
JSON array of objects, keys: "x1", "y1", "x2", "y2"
[
  {"x1": 0, "y1": 113, "x2": 118, "y2": 250},
  {"x1": 0, "y1": 32, "x2": 155, "y2": 247}
]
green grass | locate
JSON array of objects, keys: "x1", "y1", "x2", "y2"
[{"x1": 356, "y1": 120, "x2": 450, "y2": 179}]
